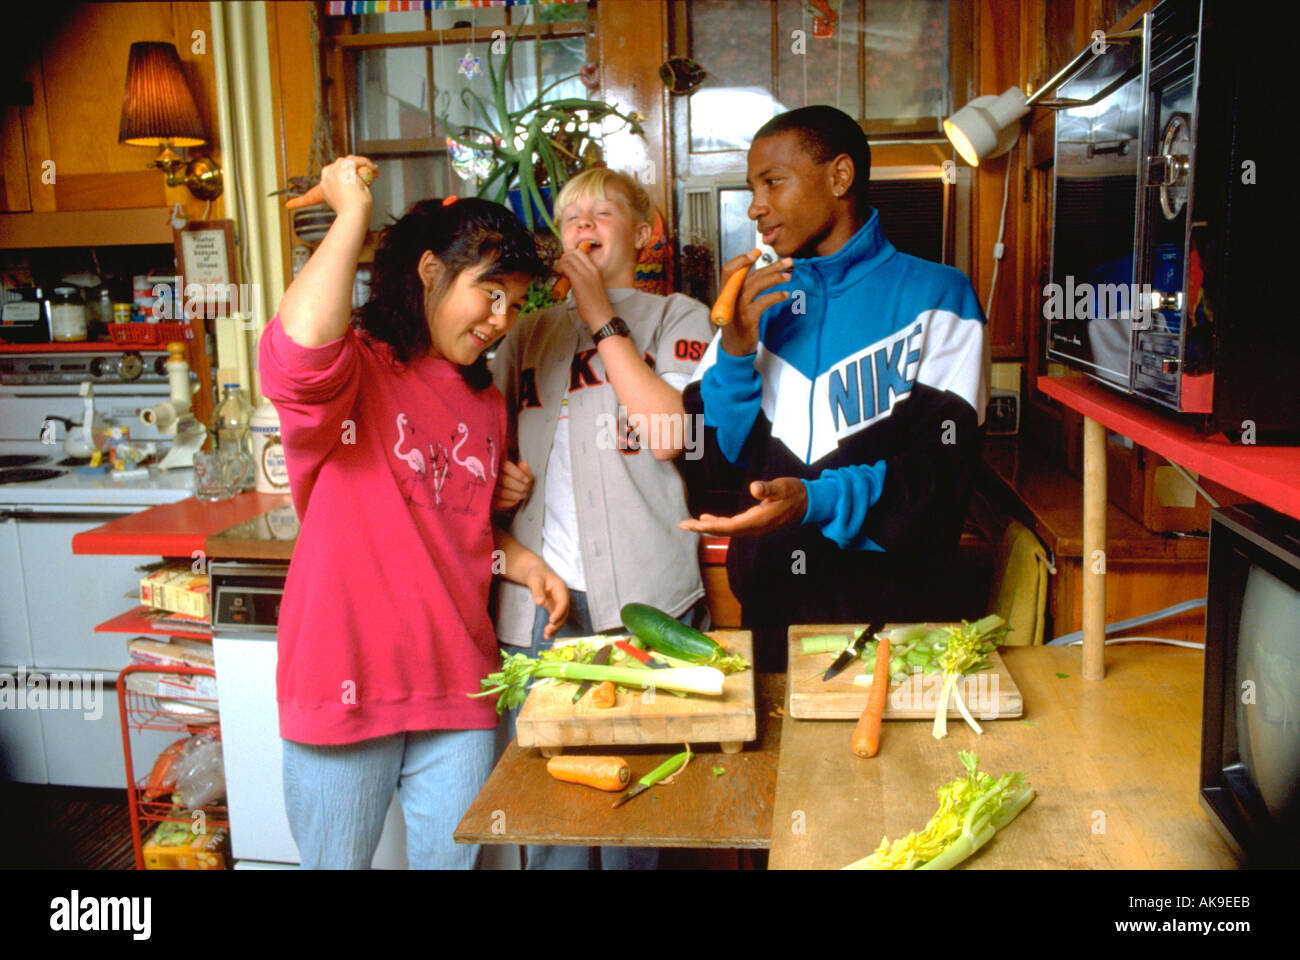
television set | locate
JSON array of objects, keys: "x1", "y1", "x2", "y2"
[{"x1": 1200, "y1": 503, "x2": 1300, "y2": 867}]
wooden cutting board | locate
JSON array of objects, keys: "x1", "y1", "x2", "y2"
[
  {"x1": 787, "y1": 624, "x2": 1023, "y2": 721},
  {"x1": 515, "y1": 630, "x2": 756, "y2": 755}
]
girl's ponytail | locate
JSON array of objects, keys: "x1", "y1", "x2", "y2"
[{"x1": 355, "y1": 196, "x2": 545, "y2": 376}]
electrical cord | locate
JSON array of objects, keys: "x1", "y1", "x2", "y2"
[
  {"x1": 984, "y1": 143, "x2": 1015, "y2": 318},
  {"x1": 1047, "y1": 596, "x2": 1207, "y2": 645}
]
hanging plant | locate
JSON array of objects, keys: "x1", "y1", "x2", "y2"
[{"x1": 442, "y1": 17, "x2": 645, "y2": 236}]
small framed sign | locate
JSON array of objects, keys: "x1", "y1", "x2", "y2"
[{"x1": 173, "y1": 220, "x2": 238, "y2": 316}]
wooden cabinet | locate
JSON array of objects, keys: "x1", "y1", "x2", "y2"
[{"x1": 1, "y1": 2, "x2": 221, "y2": 227}]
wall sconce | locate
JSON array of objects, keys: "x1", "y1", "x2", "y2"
[
  {"x1": 118, "y1": 41, "x2": 223, "y2": 201},
  {"x1": 943, "y1": 30, "x2": 1141, "y2": 166}
]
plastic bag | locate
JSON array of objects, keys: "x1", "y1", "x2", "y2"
[{"x1": 173, "y1": 734, "x2": 225, "y2": 810}]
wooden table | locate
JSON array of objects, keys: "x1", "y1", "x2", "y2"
[
  {"x1": 1039, "y1": 376, "x2": 1300, "y2": 680},
  {"x1": 455, "y1": 674, "x2": 783, "y2": 849},
  {"x1": 769, "y1": 644, "x2": 1239, "y2": 869}
]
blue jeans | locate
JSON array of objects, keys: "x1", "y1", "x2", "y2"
[
  {"x1": 506, "y1": 591, "x2": 709, "y2": 870},
  {"x1": 282, "y1": 727, "x2": 495, "y2": 869}
]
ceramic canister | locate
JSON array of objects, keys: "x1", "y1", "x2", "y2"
[{"x1": 250, "y1": 399, "x2": 289, "y2": 493}]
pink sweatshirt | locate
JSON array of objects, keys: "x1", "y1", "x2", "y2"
[{"x1": 258, "y1": 316, "x2": 505, "y2": 744}]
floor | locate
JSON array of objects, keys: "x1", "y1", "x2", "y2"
[
  {"x1": 0, "y1": 783, "x2": 138, "y2": 869},
  {"x1": 0, "y1": 782, "x2": 767, "y2": 869}
]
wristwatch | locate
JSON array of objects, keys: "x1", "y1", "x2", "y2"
[{"x1": 591, "y1": 315, "x2": 631, "y2": 345}]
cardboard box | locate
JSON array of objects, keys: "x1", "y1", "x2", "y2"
[
  {"x1": 1105, "y1": 435, "x2": 1244, "y2": 533},
  {"x1": 139, "y1": 563, "x2": 210, "y2": 620},
  {"x1": 142, "y1": 825, "x2": 228, "y2": 870},
  {"x1": 126, "y1": 637, "x2": 217, "y2": 701}
]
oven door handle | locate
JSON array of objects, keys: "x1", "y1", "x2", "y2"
[{"x1": 0, "y1": 509, "x2": 136, "y2": 522}]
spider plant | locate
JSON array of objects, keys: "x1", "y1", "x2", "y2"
[{"x1": 444, "y1": 17, "x2": 644, "y2": 235}]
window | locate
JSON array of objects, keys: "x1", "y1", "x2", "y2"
[{"x1": 324, "y1": 2, "x2": 593, "y2": 233}]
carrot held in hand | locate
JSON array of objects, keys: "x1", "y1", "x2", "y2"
[
  {"x1": 285, "y1": 163, "x2": 378, "y2": 210},
  {"x1": 546, "y1": 755, "x2": 631, "y2": 791},
  {"x1": 711, "y1": 248, "x2": 761, "y2": 326},
  {"x1": 851, "y1": 634, "x2": 891, "y2": 758},
  {"x1": 550, "y1": 239, "x2": 595, "y2": 300}
]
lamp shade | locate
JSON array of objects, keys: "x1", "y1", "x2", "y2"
[
  {"x1": 942, "y1": 87, "x2": 1029, "y2": 166},
  {"x1": 118, "y1": 41, "x2": 206, "y2": 147}
]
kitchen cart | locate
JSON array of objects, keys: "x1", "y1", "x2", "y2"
[{"x1": 116, "y1": 664, "x2": 228, "y2": 870}]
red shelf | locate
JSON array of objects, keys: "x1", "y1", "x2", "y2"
[
  {"x1": 96, "y1": 606, "x2": 211, "y2": 641},
  {"x1": 72, "y1": 492, "x2": 291, "y2": 556},
  {"x1": 0, "y1": 341, "x2": 144, "y2": 352},
  {"x1": 1039, "y1": 376, "x2": 1300, "y2": 521}
]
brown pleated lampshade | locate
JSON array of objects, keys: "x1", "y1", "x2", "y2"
[{"x1": 118, "y1": 41, "x2": 206, "y2": 147}]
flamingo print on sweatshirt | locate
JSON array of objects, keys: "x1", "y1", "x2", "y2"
[
  {"x1": 392, "y1": 412, "x2": 490, "y2": 511},
  {"x1": 453, "y1": 422, "x2": 488, "y2": 512}
]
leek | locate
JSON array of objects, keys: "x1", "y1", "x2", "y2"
[
  {"x1": 843, "y1": 751, "x2": 1034, "y2": 870},
  {"x1": 471, "y1": 651, "x2": 725, "y2": 713}
]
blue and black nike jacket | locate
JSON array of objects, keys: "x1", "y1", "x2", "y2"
[{"x1": 683, "y1": 210, "x2": 989, "y2": 663}]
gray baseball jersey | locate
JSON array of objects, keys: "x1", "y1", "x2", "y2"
[{"x1": 490, "y1": 287, "x2": 715, "y2": 647}]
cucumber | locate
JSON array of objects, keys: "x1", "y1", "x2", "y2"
[{"x1": 620, "y1": 602, "x2": 724, "y2": 663}]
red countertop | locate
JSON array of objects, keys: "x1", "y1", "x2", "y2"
[
  {"x1": 1039, "y1": 376, "x2": 1300, "y2": 520},
  {"x1": 72, "y1": 492, "x2": 291, "y2": 556}
]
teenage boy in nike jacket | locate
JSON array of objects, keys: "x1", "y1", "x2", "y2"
[{"x1": 682, "y1": 105, "x2": 990, "y2": 671}]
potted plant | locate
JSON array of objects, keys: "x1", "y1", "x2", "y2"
[{"x1": 443, "y1": 19, "x2": 645, "y2": 237}]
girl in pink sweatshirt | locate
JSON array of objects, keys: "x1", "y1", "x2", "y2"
[{"x1": 259, "y1": 156, "x2": 568, "y2": 869}]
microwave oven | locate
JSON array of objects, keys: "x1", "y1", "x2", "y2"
[
  {"x1": 1045, "y1": 0, "x2": 1294, "y2": 440},
  {"x1": 1200, "y1": 503, "x2": 1300, "y2": 867}
]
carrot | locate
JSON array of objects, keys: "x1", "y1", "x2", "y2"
[
  {"x1": 851, "y1": 635, "x2": 891, "y2": 758},
  {"x1": 546, "y1": 755, "x2": 631, "y2": 791},
  {"x1": 285, "y1": 163, "x2": 378, "y2": 210},
  {"x1": 592, "y1": 680, "x2": 617, "y2": 709},
  {"x1": 710, "y1": 248, "x2": 761, "y2": 326},
  {"x1": 550, "y1": 239, "x2": 595, "y2": 300}
]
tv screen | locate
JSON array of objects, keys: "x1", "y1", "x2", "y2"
[{"x1": 1233, "y1": 563, "x2": 1300, "y2": 830}]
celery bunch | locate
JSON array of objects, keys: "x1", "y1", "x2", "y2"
[
  {"x1": 932, "y1": 616, "x2": 1009, "y2": 738},
  {"x1": 843, "y1": 751, "x2": 1034, "y2": 870}
]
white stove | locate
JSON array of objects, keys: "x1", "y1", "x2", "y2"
[{"x1": 1, "y1": 349, "x2": 203, "y2": 788}]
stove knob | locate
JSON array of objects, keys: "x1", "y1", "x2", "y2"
[
  {"x1": 154, "y1": 356, "x2": 169, "y2": 376},
  {"x1": 120, "y1": 352, "x2": 144, "y2": 381},
  {"x1": 89, "y1": 357, "x2": 106, "y2": 377}
]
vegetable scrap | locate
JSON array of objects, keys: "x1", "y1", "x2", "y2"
[{"x1": 843, "y1": 752, "x2": 1035, "y2": 870}]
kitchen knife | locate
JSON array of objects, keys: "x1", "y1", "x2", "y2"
[
  {"x1": 822, "y1": 621, "x2": 883, "y2": 682},
  {"x1": 611, "y1": 748, "x2": 692, "y2": 808},
  {"x1": 613, "y1": 639, "x2": 670, "y2": 669},
  {"x1": 572, "y1": 644, "x2": 613, "y2": 702}
]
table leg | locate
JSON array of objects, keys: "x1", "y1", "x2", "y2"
[{"x1": 1082, "y1": 416, "x2": 1107, "y2": 680}]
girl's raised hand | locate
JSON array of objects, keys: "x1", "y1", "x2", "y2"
[{"x1": 319, "y1": 155, "x2": 378, "y2": 217}]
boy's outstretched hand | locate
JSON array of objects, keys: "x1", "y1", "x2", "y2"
[
  {"x1": 491, "y1": 460, "x2": 534, "y2": 514},
  {"x1": 679, "y1": 478, "x2": 807, "y2": 537}
]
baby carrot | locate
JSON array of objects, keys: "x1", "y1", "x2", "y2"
[
  {"x1": 546, "y1": 755, "x2": 631, "y2": 791},
  {"x1": 285, "y1": 163, "x2": 378, "y2": 210},
  {"x1": 851, "y1": 635, "x2": 891, "y2": 758},
  {"x1": 710, "y1": 248, "x2": 761, "y2": 326},
  {"x1": 592, "y1": 680, "x2": 617, "y2": 709},
  {"x1": 550, "y1": 239, "x2": 595, "y2": 300}
]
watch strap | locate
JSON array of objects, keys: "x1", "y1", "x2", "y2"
[{"x1": 592, "y1": 315, "x2": 631, "y2": 345}]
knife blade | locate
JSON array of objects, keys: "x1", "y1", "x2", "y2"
[
  {"x1": 572, "y1": 644, "x2": 613, "y2": 702},
  {"x1": 822, "y1": 621, "x2": 884, "y2": 682},
  {"x1": 611, "y1": 748, "x2": 692, "y2": 808}
]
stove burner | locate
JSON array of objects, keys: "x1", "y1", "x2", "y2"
[
  {"x1": 0, "y1": 455, "x2": 49, "y2": 468},
  {"x1": 0, "y1": 468, "x2": 65, "y2": 484}
]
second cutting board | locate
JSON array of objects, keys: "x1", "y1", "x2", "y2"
[
  {"x1": 515, "y1": 630, "x2": 756, "y2": 755},
  {"x1": 786, "y1": 623, "x2": 1023, "y2": 721}
]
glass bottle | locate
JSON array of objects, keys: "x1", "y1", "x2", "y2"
[{"x1": 209, "y1": 369, "x2": 255, "y2": 464}]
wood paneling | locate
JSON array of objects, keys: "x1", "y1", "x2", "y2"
[
  {"x1": 266, "y1": 1, "x2": 318, "y2": 285},
  {"x1": 597, "y1": 0, "x2": 670, "y2": 223},
  {"x1": 6, "y1": 2, "x2": 221, "y2": 226},
  {"x1": 1, "y1": 104, "x2": 32, "y2": 213}
]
